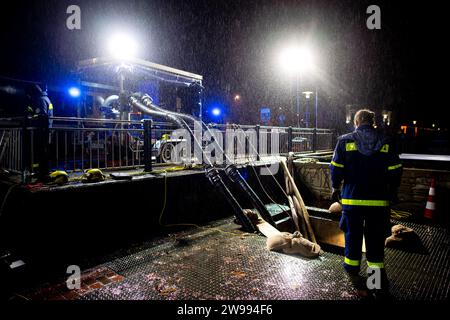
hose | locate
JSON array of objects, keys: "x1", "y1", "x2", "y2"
[
  {"x1": 134, "y1": 92, "x2": 292, "y2": 226},
  {"x1": 132, "y1": 93, "x2": 214, "y2": 167},
  {"x1": 140, "y1": 93, "x2": 198, "y2": 124},
  {"x1": 128, "y1": 96, "x2": 186, "y2": 129},
  {"x1": 102, "y1": 95, "x2": 119, "y2": 108},
  {"x1": 390, "y1": 209, "x2": 413, "y2": 220}
]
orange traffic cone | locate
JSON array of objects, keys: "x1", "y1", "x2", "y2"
[{"x1": 424, "y1": 178, "x2": 436, "y2": 219}]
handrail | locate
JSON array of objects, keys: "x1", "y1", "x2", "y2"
[{"x1": 0, "y1": 116, "x2": 334, "y2": 133}]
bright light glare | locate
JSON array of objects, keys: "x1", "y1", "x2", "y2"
[
  {"x1": 212, "y1": 108, "x2": 221, "y2": 116},
  {"x1": 280, "y1": 46, "x2": 315, "y2": 74},
  {"x1": 108, "y1": 33, "x2": 137, "y2": 59},
  {"x1": 302, "y1": 91, "x2": 313, "y2": 99},
  {"x1": 68, "y1": 87, "x2": 81, "y2": 98}
]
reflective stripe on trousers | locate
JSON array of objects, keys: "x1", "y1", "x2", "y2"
[{"x1": 341, "y1": 199, "x2": 389, "y2": 207}]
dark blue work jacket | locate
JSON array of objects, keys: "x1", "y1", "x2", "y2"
[{"x1": 330, "y1": 125, "x2": 402, "y2": 210}]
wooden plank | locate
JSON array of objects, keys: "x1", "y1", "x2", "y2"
[
  {"x1": 292, "y1": 195, "x2": 309, "y2": 239},
  {"x1": 310, "y1": 216, "x2": 366, "y2": 252},
  {"x1": 281, "y1": 160, "x2": 317, "y2": 243},
  {"x1": 256, "y1": 220, "x2": 281, "y2": 238},
  {"x1": 287, "y1": 196, "x2": 300, "y2": 232}
]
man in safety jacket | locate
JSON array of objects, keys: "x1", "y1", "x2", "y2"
[
  {"x1": 26, "y1": 84, "x2": 53, "y2": 179},
  {"x1": 330, "y1": 109, "x2": 402, "y2": 294}
]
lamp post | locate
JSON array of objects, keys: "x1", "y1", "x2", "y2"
[
  {"x1": 279, "y1": 45, "x2": 314, "y2": 128},
  {"x1": 302, "y1": 91, "x2": 314, "y2": 128},
  {"x1": 303, "y1": 90, "x2": 318, "y2": 151},
  {"x1": 108, "y1": 33, "x2": 138, "y2": 133},
  {"x1": 296, "y1": 74, "x2": 300, "y2": 127}
]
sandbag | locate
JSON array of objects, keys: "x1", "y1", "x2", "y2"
[
  {"x1": 328, "y1": 202, "x2": 343, "y2": 214},
  {"x1": 267, "y1": 231, "x2": 321, "y2": 258},
  {"x1": 385, "y1": 224, "x2": 421, "y2": 249}
]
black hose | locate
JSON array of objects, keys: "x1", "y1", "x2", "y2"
[
  {"x1": 133, "y1": 92, "x2": 276, "y2": 230},
  {"x1": 225, "y1": 164, "x2": 276, "y2": 227},
  {"x1": 205, "y1": 168, "x2": 256, "y2": 233}
]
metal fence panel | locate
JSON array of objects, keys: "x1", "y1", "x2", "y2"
[{"x1": 1, "y1": 117, "x2": 334, "y2": 174}]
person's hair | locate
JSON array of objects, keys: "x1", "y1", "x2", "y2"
[{"x1": 354, "y1": 109, "x2": 375, "y2": 127}]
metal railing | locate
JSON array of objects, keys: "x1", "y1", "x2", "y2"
[
  {"x1": 47, "y1": 117, "x2": 180, "y2": 172},
  {"x1": 0, "y1": 116, "x2": 335, "y2": 180},
  {"x1": 0, "y1": 127, "x2": 23, "y2": 173}
]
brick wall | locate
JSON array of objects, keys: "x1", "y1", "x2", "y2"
[{"x1": 396, "y1": 168, "x2": 450, "y2": 220}]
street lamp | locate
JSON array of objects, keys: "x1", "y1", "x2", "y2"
[
  {"x1": 302, "y1": 90, "x2": 319, "y2": 152},
  {"x1": 279, "y1": 46, "x2": 314, "y2": 74},
  {"x1": 108, "y1": 33, "x2": 138, "y2": 60},
  {"x1": 302, "y1": 91, "x2": 313, "y2": 99},
  {"x1": 279, "y1": 45, "x2": 315, "y2": 128},
  {"x1": 107, "y1": 33, "x2": 138, "y2": 124},
  {"x1": 302, "y1": 91, "x2": 316, "y2": 129}
]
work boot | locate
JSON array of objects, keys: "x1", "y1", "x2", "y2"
[
  {"x1": 371, "y1": 288, "x2": 392, "y2": 301},
  {"x1": 344, "y1": 269, "x2": 370, "y2": 298},
  {"x1": 368, "y1": 269, "x2": 391, "y2": 301}
]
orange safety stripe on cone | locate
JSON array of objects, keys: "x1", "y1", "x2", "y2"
[{"x1": 424, "y1": 178, "x2": 436, "y2": 219}]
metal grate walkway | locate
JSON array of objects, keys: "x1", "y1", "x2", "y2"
[{"x1": 73, "y1": 218, "x2": 449, "y2": 300}]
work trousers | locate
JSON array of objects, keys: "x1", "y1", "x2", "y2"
[{"x1": 340, "y1": 206, "x2": 391, "y2": 272}]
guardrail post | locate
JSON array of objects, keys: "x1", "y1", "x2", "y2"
[
  {"x1": 288, "y1": 126, "x2": 293, "y2": 153},
  {"x1": 255, "y1": 124, "x2": 260, "y2": 161},
  {"x1": 144, "y1": 119, "x2": 153, "y2": 172}
]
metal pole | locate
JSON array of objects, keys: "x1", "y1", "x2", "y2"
[
  {"x1": 288, "y1": 126, "x2": 293, "y2": 153},
  {"x1": 144, "y1": 119, "x2": 153, "y2": 172},
  {"x1": 198, "y1": 81, "x2": 203, "y2": 121},
  {"x1": 255, "y1": 124, "x2": 260, "y2": 161},
  {"x1": 313, "y1": 89, "x2": 318, "y2": 152},
  {"x1": 296, "y1": 74, "x2": 300, "y2": 128},
  {"x1": 118, "y1": 72, "x2": 127, "y2": 123},
  {"x1": 315, "y1": 89, "x2": 318, "y2": 129}
]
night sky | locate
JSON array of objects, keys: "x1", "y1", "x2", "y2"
[{"x1": 0, "y1": 0, "x2": 446, "y2": 128}]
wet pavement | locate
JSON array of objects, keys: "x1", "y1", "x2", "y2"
[{"x1": 18, "y1": 218, "x2": 449, "y2": 300}]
